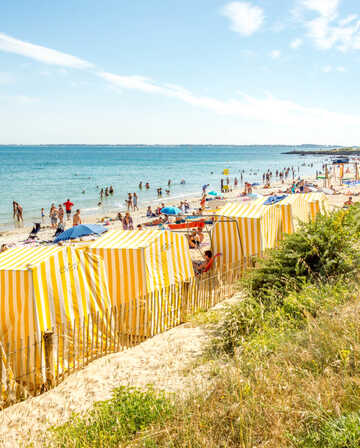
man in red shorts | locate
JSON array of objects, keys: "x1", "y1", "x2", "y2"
[{"x1": 63, "y1": 199, "x2": 74, "y2": 220}]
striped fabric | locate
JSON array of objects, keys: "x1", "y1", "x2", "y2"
[
  {"x1": 276, "y1": 195, "x2": 310, "y2": 234},
  {"x1": 302, "y1": 193, "x2": 329, "y2": 220},
  {"x1": 0, "y1": 246, "x2": 111, "y2": 384},
  {"x1": 87, "y1": 230, "x2": 194, "y2": 306},
  {"x1": 212, "y1": 198, "x2": 283, "y2": 265}
]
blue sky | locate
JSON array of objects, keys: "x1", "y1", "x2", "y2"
[{"x1": 0, "y1": 0, "x2": 360, "y2": 144}]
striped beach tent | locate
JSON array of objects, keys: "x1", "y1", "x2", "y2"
[
  {"x1": 0, "y1": 246, "x2": 111, "y2": 387},
  {"x1": 276, "y1": 195, "x2": 310, "y2": 235},
  {"x1": 212, "y1": 198, "x2": 283, "y2": 265},
  {"x1": 87, "y1": 230, "x2": 194, "y2": 306},
  {"x1": 302, "y1": 192, "x2": 330, "y2": 220}
]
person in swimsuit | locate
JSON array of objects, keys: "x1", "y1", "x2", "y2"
[{"x1": 73, "y1": 209, "x2": 82, "y2": 226}]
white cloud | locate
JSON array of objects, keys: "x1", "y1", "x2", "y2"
[
  {"x1": 322, "y1": 65, "x2": 332, "y2": 72},
  {"x1": 270, "y1": 49, "x2": 281, "y2": 59},
  {"x1": 221, "y1": 2, "x2": 264, "y2": 36},
  {"x1": 0, "y1": 33, "x2": 93, "y2": 68},
  {"x1": 290, "y1": 38, "x2": 303, "y2": 49},
  {"x1": 298, "y1": 1, "x2": 360, "y2": 51},
  {"x1": 321, "y1": 65, "x2": 346, "y2": 72},
  {"x1": 302, "y1": 0, "x2": 340, "y2": 19},
  {"x1": 98, "y1": 70, "x2": 360, "y2": 138}
]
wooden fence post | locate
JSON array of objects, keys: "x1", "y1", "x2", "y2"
[
  {"x1": 180, "y1": 281, "x2": 190, "y2": 323},
  {"x1": 43, "y1": 330, "x2": 55, "y2": 389}
]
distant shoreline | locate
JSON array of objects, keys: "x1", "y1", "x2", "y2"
[{"x1": 284, "y1": 148, "x2": 360, "y2": 156}]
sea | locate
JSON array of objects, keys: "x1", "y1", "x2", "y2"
[{"x1": 0, "y1": 145, "x2": 332, "y2": 230}]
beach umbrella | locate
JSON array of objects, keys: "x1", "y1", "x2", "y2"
[
  {"x1": 160, "y1": 206, "x2": 182, "y2": 216},
  {"x1": 208, "y1": 191, "x2": 219, "y2": 196},
  {"x1": 54, "y1": 224, "x2": 107, "y2": 243}
]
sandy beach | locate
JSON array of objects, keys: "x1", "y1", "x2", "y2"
[{"x1": 1, "y1": 172, "x2": 359, "y2": 250}]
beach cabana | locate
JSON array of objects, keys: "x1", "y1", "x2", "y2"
[
  {"x1": 276, "y1": 195, "x2": 310, "y2": 235},
  {"x1": 0, "y1": 246, "x2": 111, "y2": 383},
  {"x1": 302, "y1": 192, "x2": 330, "y2": 220},
  {"x1": 87, "y1": 230, "x2": 194, "y2": 306},
  {"x1": 212, "y1": 198, "x2": 283, "y2": 265}
]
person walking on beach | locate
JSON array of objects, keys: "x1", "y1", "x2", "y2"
[
  {"x1": 73, "y1": 209, "x2": 82, "y2": 226},
  {"x1": 139, "y1": 181, "x2": 142, "y2": 190},
  {"x1": 63, "y1": 199, "x2": 74, "y2": 220},
  {"x1": 49, "y1": 204, "x2": 58, "y2": 229},
  {"x1": 133, "y1": 192, "x2": 138, "y2": 211},
  {"x1": 109, "y1": 185, "x2": 114, "y2": 195},
  {"x1": 58, "y1": 204, "x2": 64, "y2": 224}
]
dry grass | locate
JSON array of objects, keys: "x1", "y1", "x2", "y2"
[{"x1": 128, "y1": 296, "x2": 360, "y2": 447}]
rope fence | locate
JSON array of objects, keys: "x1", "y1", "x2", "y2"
[{"x1": 0, "y1": 260, "x2": 244, "y2": 410}]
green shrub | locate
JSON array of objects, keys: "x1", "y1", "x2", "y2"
[
  {"x1": 210, "y1": 280, "x2": 357, "y2": 357},
  {"x1": 49, "y1": 386, "x2": 173, "y2": 447},
  {"x1": 294, "y1": 412, "x2": 360, "y2": 447},
  {"x1": 245, "y1": 208, "x2": 360, "y2": 305}
]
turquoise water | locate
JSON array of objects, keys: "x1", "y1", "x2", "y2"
[{"x1": 0, "y1": 145, "x2": 329, "y2": 230}]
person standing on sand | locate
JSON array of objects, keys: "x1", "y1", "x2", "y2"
[
  {"x1": 63, "y1": 199, "x2": 74, "y2": 220},
  {"x1": 49, "y1": 204, "x2": 58, "y2": 229},
  {"x1": 73, "y1": 209, "x2": 82, "y2": 226},
  {"x1": 58, "y1": 204, "x2": 64, "y2": 224},
  {"x1": 133, "y1": 192, "x2": 138, "y2": 211},
  {"x1": 41, "y1": 207, "x2": 45, "y2": 224}
]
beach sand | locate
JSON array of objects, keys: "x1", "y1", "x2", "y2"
[{"x1": 1, "y1": 175, "x2": 358, "y2": 250}]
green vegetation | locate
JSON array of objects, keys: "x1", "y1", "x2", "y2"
[
  {"x1": 48, "y1": 386, "x2": 173, "y2": 447},
  {"x1": 47, "y1": 205, "x2": 360, "y2": 448}
]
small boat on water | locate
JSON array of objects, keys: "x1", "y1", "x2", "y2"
[{"x1": 332, "y1": 157, "x2": 349, "y2": 164}]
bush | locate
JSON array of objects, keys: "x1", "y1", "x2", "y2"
[
  {"x1": 49, "y1": 386, "x2": 173, "y2": 447},
  {"x1": 245, "y1": 208, "x2": 360, "y2": 305},
  {"x1": 294, "y1": 412, "x2": 360, "y2": 447},
  {"x1": 210, "y1": 280, "x2": 357, "y2": 357}
]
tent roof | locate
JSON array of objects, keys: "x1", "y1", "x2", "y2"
[
  {"x1": 216, "y1": 197, "x2": 269, "y2": 218},
  {"x1": 302, "y1": 192, "x2": 327, "y2": 202},
  {"x1": 89, "y1": 229, "x2": 170, "y2": 250},
  {"x1": 0, "y1": 246, "x2": 63, "y2": 271},
  {"x1": 277, "y1": 195, "x2": 300, "y2": 206}
]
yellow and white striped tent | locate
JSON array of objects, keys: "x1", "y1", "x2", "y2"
[
  {"x1": 302, "y1": 192, "x2": 330, "y2": 220},
  {"x1": 87, "y1": 230, "x2": 194, "y2": 306},
  {"x1": 0, "y1": 246, "x2": 111, "y2": 385},
  {"x1": 212, "y1": 198, "x2": 283, "y2": 265},
  {"x1": 276, "y1": 195, "x2": 310, "y2": 235}
]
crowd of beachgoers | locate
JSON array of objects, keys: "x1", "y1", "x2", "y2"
[{"x1": 2, "y1": 161, "x2": 360, "y2": 263}]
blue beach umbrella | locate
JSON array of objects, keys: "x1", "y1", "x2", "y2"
[
  {"x1": 208, "y1": 191, "x2": 219, "y2": 196},
  {"x1": 54, "y1": 224, "x2": 107, "y2": 243},
  {"x1": 160, "y1": 206, "x2": 182, "y2": 215}
]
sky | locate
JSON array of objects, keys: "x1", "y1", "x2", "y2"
[{"x1": 0, "y1": 0, "x2": 360, "y2": 145}]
